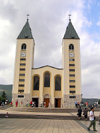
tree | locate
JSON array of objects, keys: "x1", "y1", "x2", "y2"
[
  {"x1": 0, "y1": 91, "x2": 6, "y2": 103},
  {"x1": 1, "y1": 91, "x2": 6, "y2": 99}
]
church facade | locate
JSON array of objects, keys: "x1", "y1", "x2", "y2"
[{"x1": 12, "y1": 18, "x2": 81, "y2": 108}]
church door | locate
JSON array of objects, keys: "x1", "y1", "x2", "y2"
[
  {"x1": 44, "y1": 98, "x2": 49, "y2": 107},
  {"x1": 32, "y1": 98, "x2": 38, "y2": 107},
  {"x1": 55, "y1": 98, "x2": 61, "y2": 108}
]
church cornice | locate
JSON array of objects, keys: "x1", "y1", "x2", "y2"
[{"x1": 32, "y1": 65, "x2": 63, "y2": 70}]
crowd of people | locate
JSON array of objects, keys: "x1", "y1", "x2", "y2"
[
  {"x1": 75, "y1": 101, "x2": 99, "y2": 108},
  {"x1": 11, "y1": 100, "x2": 51, "y2": 108},
  {"x1": 76, "y1": 101, "x2": 98, "y2": 132}
]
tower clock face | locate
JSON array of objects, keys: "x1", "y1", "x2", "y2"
[
  {"x1": 21, "y1": 52, "x2": 26, "y2": 57},
  {"x1": 69, "y1": 53, "x2": 74, "y2": 57}
]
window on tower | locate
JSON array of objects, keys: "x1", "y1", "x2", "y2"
[
  {"x1": 69, "y1": 96, "x2": 76, "y2": 98},
  {"x1": 70, "y1": 91, "x2": 75, "y2": 93},
  {"x1": 20, "y1": 63, "x2": 26, "y2": 66},
  {"x1": 69, "y1": 69, "x2": 75, "y2": 71},
  {"x1": 69, "y1": 64, "x2": 75, "y2": 66},
  {"x1": 19, "y1": 74, "x2": 25, "y2": 76},
  {"x1": 19, "y1": 84, "x2": 24, "y2": 87},
  {"x1": 69, "y1": 59, "x2": 75, "y2": 61},
  {"x1": 20, "y1": 58, "x2": 26, "y2": 61},
  {"x1": 69, "y1": 85, "x2": 75, "y2": 88},
  {"x1": 19, "y1": 79, "x2": 25, "y2": 82},
  {"x1": 21, "y1": 44, "x2": 27, "y2": 50},
  {"x1": 44, "y1": 72, "x2": 50, "y2": 87},
  {"x1": 18, "y1": 90, "x2": 24, "y2": 92},
  {"x1": 55, "y1": 75, "x2": 61, "y2": 91},
  {"x1": 69, "y1": 80, "x2": 75, "y2": 82},
  {"x1": 69, "y1": 44, "x2": 74, "y2": 51},
  {"x1": 20, "y1": 68, "x2": 25, "y2": 71},
  {"x1": 69, "y1": 74, "x2": 75, "y2": 77}
]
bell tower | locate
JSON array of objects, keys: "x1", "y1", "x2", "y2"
[
  {"x1": 12, "y1": 19, "x2": 35, "y2": 106},
  {"x1": 62, "y1": 18, "x2": 81, "y2": 107}
]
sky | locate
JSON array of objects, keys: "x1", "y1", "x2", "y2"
[{"x1": 0, "y1": 0, "x2": 100, "y2": 98}]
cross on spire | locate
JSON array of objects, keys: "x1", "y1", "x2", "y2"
[
  {"x1": 27, "y1": 14, "x2": 30, "y2": 21},
  {"x1": 69, "y1": 14, "x2": 71, "y2": 22}
]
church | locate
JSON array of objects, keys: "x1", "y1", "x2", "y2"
[{"x1": 12, "y1": 17, "x2": 81, "y2": 108}]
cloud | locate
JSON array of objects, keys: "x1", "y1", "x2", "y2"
[
  {"x1": 0, "y1": 0, "x2": 17, "y2": 22},
  {"x1": 96, "y1": 20, "x2": 100, "y2": 26}
]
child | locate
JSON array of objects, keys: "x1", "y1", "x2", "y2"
[{"x1": 5, "y1": 112, "x2": 8, "y2": 118}]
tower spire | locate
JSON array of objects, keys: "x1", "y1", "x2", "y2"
[
  {"x1": 17, "y1": 16, "x2": 33, "y2": 39},
  {"x1": 63, "y1": 15, "x2": 79, "y2": 39}
]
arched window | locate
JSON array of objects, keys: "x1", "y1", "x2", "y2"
[
  {"x1": 33, "y1": 76, "x2": 39, "y2": 90},
  {"x1": 69, "y1": 44, "x2": 74, "y2": 51},
  {"x1": 21, "y1": 44, "x2": 27, "y2": 50},
  {"x1": 55, "y1": 76, "x2": 61, "y2": 91},
  {"x1": 44, "y1": 72, "x2": 50, "y2": 87}
]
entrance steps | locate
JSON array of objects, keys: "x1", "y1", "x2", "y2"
[
  {"x1": 1, "y1": 107, "x2": 100, "y2": 120},
  {"x1": 6, "y1": 107, "x2": 77, "y2": 113}
]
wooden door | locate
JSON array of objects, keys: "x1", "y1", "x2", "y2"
[
  {"x1": 44, "y1": 98, "x2": 49, "y2": 107},
  {"x1": 58, "y1": 99, "x2": 61, "y2": 108},
  {"x1": 55, "y1": 98, "x2": 61, "y2": 108}
]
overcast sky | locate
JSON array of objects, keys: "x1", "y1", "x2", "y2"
[{"x1": 0, "y1": 0, "x2": 100, "y2": 98}]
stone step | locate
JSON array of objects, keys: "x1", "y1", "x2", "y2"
[
  {"x1": 0, "y1": 113, "x2": 99, "y2": 121},
  {"x1": 5, "y1": 106, "x2": 100, "y2": 113},
  {"x1": 6, "y1": 107, "x2": 78, "y2": 113}
]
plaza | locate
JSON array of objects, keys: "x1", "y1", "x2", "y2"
[
  {"x1": 0, "y1": 118, "x2": 100, "y2": 133},
  {"x1": 0, "y1": 108, "x2": 100, "y2": 133}
]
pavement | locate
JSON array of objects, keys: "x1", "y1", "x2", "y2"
[
  {"x1": 0, "y1": 118, "x2": 100, "y2": 133},
  {"x1": 0, "y1": 108, "x2": 100, "y2": 132}
]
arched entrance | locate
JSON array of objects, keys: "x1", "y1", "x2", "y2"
[{"x1": 43, "y1": 94, "x2": 50, "y2": 107}]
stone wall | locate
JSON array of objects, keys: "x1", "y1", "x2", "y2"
[
  {"x1": 12, "y1": 94, "x2": 30, "y2": 107},
  {"x1": 63, "y1": 94, "x2": 82, "y2": 108}
]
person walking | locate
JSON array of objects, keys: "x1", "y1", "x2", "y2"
[
  {"x1": 77, "y1": 106, "x2": 82, "y2": 120},
  {"x1": 86, "y1": 101, "x2": 88, "y2": 108},
  {"x1": 75, "y1": 101, "x2": 77, "y2": 108},
  {"x1": 26, "y1": 100, "x2": 28, "y2": 107},
  {"x1": 32, "y1": 101, "x2": 34, "y2": 107},
  {"x1": 48, "y1": 101, "x2": 51, "y2": 108},
  {"x1": 16, "y1": 100, "x2": 18, "y2": 107},
  {"x1": 5, "y1": 112, "x2": 8, "y2": 118},
  {"x1": 87, "y1": 107, "x2": 97, "y2": 132},
  {"x1": 96, "y1": 101, "x2": 98, "y2": 108},
  {"x1": 30, "y1": 101, "x2": 32, "y2": 107},
  {"x1": 83, "y1": 108, "x2": 88, "y2": 121}
]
